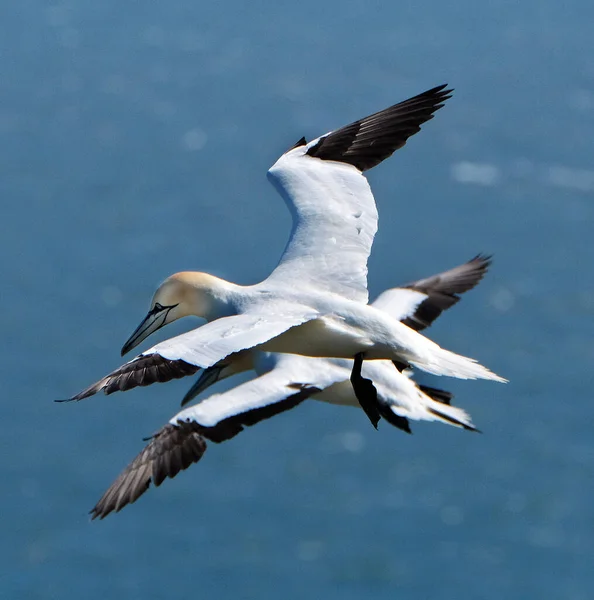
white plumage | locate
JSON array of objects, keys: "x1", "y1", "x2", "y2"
[
  {"x1": 90, "y1": 256, "x2": 492, "y2": 519},
  {"x1": 67, "y1": 85, "x2": 505, "y2": 404}
]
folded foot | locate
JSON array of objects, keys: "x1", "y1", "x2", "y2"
[{"x1": 350, "y1": 353, "x2": 381, "y2": 429}]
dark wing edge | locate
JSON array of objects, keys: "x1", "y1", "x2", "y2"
[
  {"x1": 197, "y1": 383, "x2": 321, "y2": 443},
  {"x1": 381, "y1": 384, "x2": 478, "y2": 433},
  {"x1": 90, "y1": 384, "x2": 319, "y2": 519},
  {"x1": 61, "y1": 354, "x2": 200, "y2": 402},
  {"x1": 90, "y1": 423, "x2": 207, "y2": 520},
  {"x1": 401, "y1": 254, "x2": 492, "y2": 332},
  {"x1": 306, "y1": 84, "x2": 452, "y2": 172},
  {"x1": 417, "y1": 384, "x2": 454, "y2": 406}
]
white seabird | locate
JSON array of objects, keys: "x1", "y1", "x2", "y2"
[
  {"x1": 179, "y1": 255, "x2": 496, "y2": 425},
  {"x1": 90, "y1": 255, "x2": 491, "y2": 519},
  {"x1": 66, "y1": 85, "x2": 505, "y2": 409}
]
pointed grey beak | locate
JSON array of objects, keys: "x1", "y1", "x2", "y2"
[
  {"x1": 121, "y1": 304, "x2": 177, "y2": 356},
  {"x1": 180, "y1": 364, "x2": 225, "y2": 406}
]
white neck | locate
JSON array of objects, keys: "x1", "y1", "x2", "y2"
[{"x1": 198, "y1": 278, "x2": 244, "y2": 321}]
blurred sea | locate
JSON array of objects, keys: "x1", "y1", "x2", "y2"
[{"x1": 2, "y1": 1, "x2": 594, "y2": 598}]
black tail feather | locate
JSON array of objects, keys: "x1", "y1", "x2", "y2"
[
  {"x1": 427, "y1": 408, "x2": 480, "y2": 432},
  {"x1": 418, "y1": 384, "x2": 454, "y2": 405}
]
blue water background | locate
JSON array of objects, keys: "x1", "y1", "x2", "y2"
[{"x1": 2, "y1": 1, "x2": 594, "y2": 598}]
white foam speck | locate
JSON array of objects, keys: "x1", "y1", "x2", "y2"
[
  {"x1": 101, "y1": 286, "x2": 123, "y2": 307},
  {"x1": 451, "y1": 161, "x2": 501, "y2": 186},
  {"x1": 568, "y1": 89, "x2": 594, "y2": 112},
  {"x1": 528, "y1": 526, "x2": 562, "y2": 549},
  {"x1": 545, "y1": 165, "x2": 594, "y2": 192},
  {"x1": 339, "y1": 431, "x2": 365, "y2": 453},
  {"x1": 490, "y1": 287, "x2": 515, "y2": 312},
  {"x1": 182, "y1": 128, "x2": 208, "y2": 152}
]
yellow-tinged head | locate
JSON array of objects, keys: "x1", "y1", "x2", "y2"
[{"x1": 121, "y1": 271, "x2": 237, "y2": 356}]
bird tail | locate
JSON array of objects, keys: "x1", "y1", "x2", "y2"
[
  {"x1": 417, "y1": 384, "x2": 478, "y2": 431},
  {"x1": 410, "y1": 346, "x2": 507, "y2": 382}
]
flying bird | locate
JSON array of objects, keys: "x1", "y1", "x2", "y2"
[
  {"x1": 90, "y1": 255, "x2": 491, "y2": 519},
  {"x1": 64, "y1": 85, "x2": 505, "y2": 420}
]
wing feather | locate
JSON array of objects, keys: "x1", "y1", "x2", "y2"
[
  {"x1": 62, "y1": 354, "x2": 199, "y2": 402},
  {"x1": 67, "y1": 304, "x2": 318, "y2": 401},
  {"x1": 90, "y1": 374, "x2": 323, "y2": 519},
  {"x1": 371, "y1": 255, "x2": 491, "y2": 331},
  {"x1": 154, "y1": 304, "x2": 318, "y2": 367},
  {"x1": 306, "y1": 84, "x2": 452, "y2": 171},
  {"x1": 266, "y1": 85, "x2": 452, "y2": 303}
]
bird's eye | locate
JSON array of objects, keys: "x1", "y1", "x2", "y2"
[{"x1": 154, "y1": 303, "x2": 164, "y2": 311}]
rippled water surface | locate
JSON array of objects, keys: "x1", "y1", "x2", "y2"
[{"x1": 2, "y1": 1, "x2": 594, "y2": 598}]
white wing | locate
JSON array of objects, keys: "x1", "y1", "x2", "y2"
[
  {"x1": 90, "y1": 355, "x2": 342, "y2": 519},
  {"x1": 89, "y1": 351, "x2": 478, "y2": 519},
  {"x1": 265, "y1": 85, "x2": 452, "y2": 303},
  {"x1": 154, "y1": 303, "x2": 319, "y2": 367},
  {"x1": 68, "y1": 303, "x2": 318, "y2": 401},
  {"x1": 173, "y1": 353, "x2": 345, "y2": 427},
  {"x1": 179, "y1": 352, "x2": 475, "y2": 434}
]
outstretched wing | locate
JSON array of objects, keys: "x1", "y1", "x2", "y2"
[
  {"x1": 63, "y1": 354, "x2": 200, "y2": 401},
  {"x1": 371, "y1": 255, "x2": 491, "y2": 331},
  {"x1": 89, "y1": 363, "x2": 329, "y2": 519},
  {"x1": 173, "y1": 354, "x2": 344, "y2": 430},
  {"x1": 154, "y1": 303, "x2": 318, "y2": 367},
  {"x1": 266, "y1": 85, "x2": 452, "y2": 303},
  {"x1": 65, "y1": 303, "x2": 318, "y2": 401}
]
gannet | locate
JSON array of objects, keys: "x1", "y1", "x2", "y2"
[
  {"x1": 180, "y1": 254, "x2": 494, "y2": 408},
  {"x1": 89, "y1": 255, "x2": 490, "y2": 519},
  {"x1": 65, "y1": 85, "x2": 506, "y2": 407}
]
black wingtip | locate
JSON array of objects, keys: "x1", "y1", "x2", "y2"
[
  {"x1": 288, "y1": 136, "x2": 307, "y2": 152},
  {"x1": 418, "y1": 384, "x2": 454, "y2": 406},
  {"x1": 426, "y1": 407, "x2": 479, "y2": 433},
  {"x1": 305, "y1": 83, "x2": 454, "y2": 172},
  {"x1": 470, "y1": 253, "x2": 493, "y2": 269},
  {"x1": 89, "y1": 423, "x2": 209, "y2": 520},
  {"x1": 55, "y1": 398, "x2": 75, "y2": 403}
]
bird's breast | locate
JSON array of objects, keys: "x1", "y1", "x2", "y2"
[{"x1": 257, "y1": 316, "x2": 373, "y2": 359}]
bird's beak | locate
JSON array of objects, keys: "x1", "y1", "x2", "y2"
[{"x1": 121, "y1": 304, "x2": 177, "y2": 356}]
